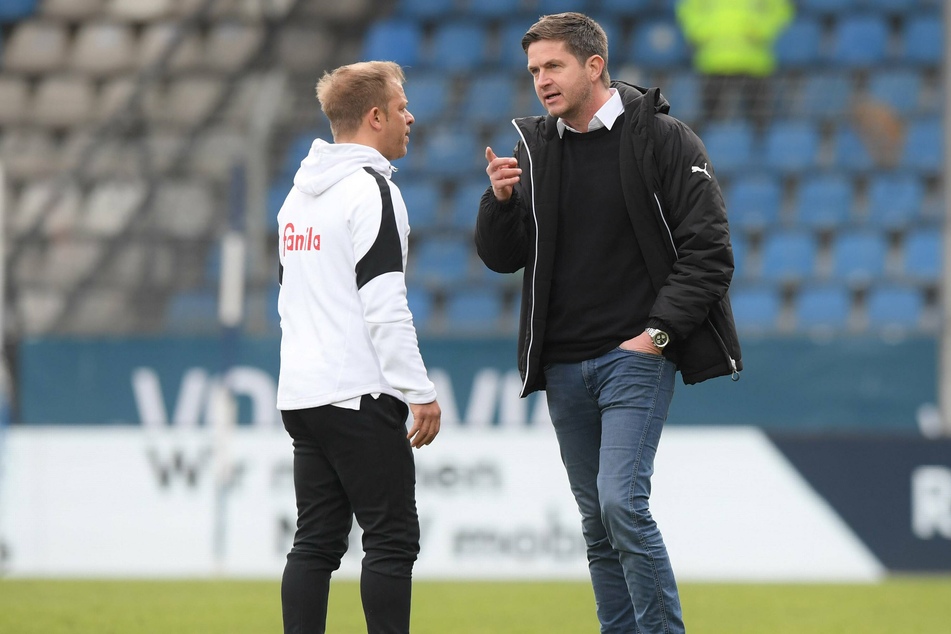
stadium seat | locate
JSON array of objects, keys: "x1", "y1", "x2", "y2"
[
  {"x1": 499, "y1": 18, "x2": 538, "y2": 69},
  {"x1": 427, "y1": 21, "x2": 488, "y2": 71},
  {"x1": 730, "y1": 234, "x2": 749, "y2": 280},
  {"x1": 205, "y1": 22, "x2": 264, "y2": 72},
  {"x1": 464, "y1": 0, "x2": 513, "y2": 18},
  {"x1": 794, "y1": 174, "x2": 854, "y2": 230},
  {"x1": 899, "y1": 117, "x2": 942, "y2": 174},
  {"x1": 829, "y1": 14, "x2": 890, "y2": 68},
  {"x1": 69, "y1": 21, "x2": 136, "y2": 76},
  {"x1": 902, "y1": 12, "x2": 942, "y2": 66},
  {"x1": 0, "y1": 130, "x2": 58, "y2": 179},
  {"x1": 362, "y1": 19, "x2": 422, "y2": 67},
  {"x1": 418, "y1": 128, "x2": 480, "y2": 176},
  {"x1": 162, "y1": 75, "x2": 226, "y2": 127},
  {"x1": 0, "y1": 0, "x2": 37, "y2": 21},
  {"x1": 17, "y1": 288, "x2": 65, "y2": 335},
  {"x1": 830, "y1": 125, "x2": 874, "y2": 173},
  {"x1": 796, "y1": 71, "x2": 853, "y2": 120},
  {"x1": 774, "y1": 17, "x2": 823, "y2": 69},
  {"x1": 829, "y1": 229, "x2": 888, "y2": 285},
  {"x1": 2, "y1": 20, "x2": 68, "y2": 73},
  {"x1": 863, "y1": 0, "x2": 918, "y2": 12},
  {"x1": 406, "y1": 287, "x2": 435, "y2": 331},
  {"x1": 188, "y1": 128, "x2": 246, "y2": 180},
  {"x1": 409, "y1": 236, "x2": 472, "y2": 286},
  {"x1": 13, "y1": 178, "x2": 81, "y2": 237},
  {"x1": 726, "y1": 174, "x2": 783, "y2": 233},
  {"x1": 798, "y1": 0, "x2": 856, "y2": 13},
  {"x1": 138, "y1": 21, "x2": 203, "y2": 71},
  {"x1": 901, "y1": 227, "x2": 941, "y2": 283},
  {"x1": 794, "y1": 285, "x2": 852, "y2": 331},
  {"x1": 152, "y1": 180, "x2": 216, "y2": 239},
  {"x1": 866, "y1": 174, "x2": 924, "y2": 230},
  {"x1": 865, "y1": 285, "x2": 923, "y2": 330},
  {"x1": 729, "y1": 286, "x2": 782, "y2": 332},
  {"x1": 664, "y1": 72, "x2": 702, "y2": 123},
  {"x1": 400, "y1": 179, "x2": 443, "y2": 230},
  {"x1": 867, "y1": 68, "x2": 923, "y2": 114},
  {"x1": 700, "y1": 121, "x2": 755, "y2": 175},
  {"x1": 41, "y1": 0, "x2": 102, "y2": 19},
  {"x1": 397, "y1": 0, "x2": 454, "y2": 19},
  {"x1": 81, "y1": 180, "x2": 146, "y2": 238},
  {"x1": 444, "y1": 287, "x2": 506, "y2": 332},
  {"x1": 0, "y1": 76, "x2": 29, "y2": 126},
  {"x1": 404, "y1": 72, "x2": 450, "y2": 123},
  {"x1": 759, "y1": 229, "x2": 818, "y2": 284},
  {"x1": 598, "y1": 0, "x2": 651, "y2": 15},
  {"x1": 461, "y1": 74, "x2": 519, "y2": 124},
  {"x1": 105, "y1": 0, "x2": 174, "y2": 20},
  {"x1": 762, "y1": 121, "x2": 820, "y2": 173},
  {"x1": 447, "y1": 178, "x2": 488, "y2": 229},
  {"x1": 626, "y1": 18, "x2": 689, "y2": 69},
  {"x1": 30, "y1": 75, "x2": 96, "y2": 128}
]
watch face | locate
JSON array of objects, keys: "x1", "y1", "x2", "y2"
[{"x1": 653, "y1": 331, "x2": 669, "y2": 347}]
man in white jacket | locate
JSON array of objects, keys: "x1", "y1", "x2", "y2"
[{"x1": 276, "y1": 60, "x2": 441, "y2": 634}]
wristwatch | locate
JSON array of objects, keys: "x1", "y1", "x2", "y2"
[{"x1": 646, "y1": 327, "x2": 670, "y2": 350}]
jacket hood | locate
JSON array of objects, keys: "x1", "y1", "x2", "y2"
[
  {"x1": 612, "y1": 80, "x2": 670, "y2": 115},
  {"x1": 293, "y1": 138, "x2": 394, "y2": 197}
]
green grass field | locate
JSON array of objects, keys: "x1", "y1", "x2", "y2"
[{"x1": 1, "y1": 577, "x2": 949, "y2": 633}]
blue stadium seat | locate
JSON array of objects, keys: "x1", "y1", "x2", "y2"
[
  {"x1": 362, "y1": 20, "x2": 422, "y2": 67},
  {"x1": 762, "y1": 121, "x2": 820, "y2": 173},
  {"x1": 829, "y1": 14, "x2": 890, "y2": 67},
  {"x1": 902, "y1": 13, "x2": 942, "y2": 66},
  {"x1": 499, "y1": 18, "x2": 539, "y2": 69},
  {"x1": 867, "y1": 68, "x2": 923, "y2": 114},
  {"x1": 664, "y1": 72, "x2": 701, "y2": 123},
  {"x1": 400, "y1": 180, "x2": 443, "y2": 229},
  {"x1": 900, "y1": 117, "x2": 942, "y2": 173},
  {"x1": 464, "y1": 0, "x2": 515, "y2": 18},
  {"x1": 830, "y1": 229, "x2": 888, "y2": 285},
  {"x1": 0, "y1": 0, "x2": 36, "y2": 21},
  {"x1": 398, "y1": 0, "x2": 455, "y2": 18},
  {"x1": 444, "y1": 288, "x2": 505, "y2": 332},
  {"x1": 760, "y1": 229, "x2": 818, "y2": 283},
  {"x1": 866, "y1": 174, "x2": 924, "y2": 230},
  {"x1": 626, "y1": 18, "x2": 689, "y2": 69},
  {"x1": 866, "y1": 285, "x2": 924, "y2": 330},
  {"x1": 795, "y1": 285, "x2": 852, "y2": 331},
  {"x1": 461, "y1": 74, "x2": 519, "y2": 124},
  {"x1": 730, "y1": 286, "x2": 782, "y2": 332},
  {"x1": 404, "y1": 73, "x2": 451, "y2": 123},
  {"x1": 797, "y1": 71, "x2": 853, "y2": 120},
  {"x1": 410, "y1": 236, "x2": 472, "y2": 285},
  {"x1": 701, "y1": 121, "x2": 755, "y2": 175},
  {"x1": 447, "y1": 178, "x2": 489, "y2": 229},
  {"x1": 406, "y1": 287, "x2": 435, "y2": 331},
  {"x1": 598, "y1": 0, "x2": 651, "y2": 15},
  {"x1": 799, "y1": 0, "x2": 857, "y2": 13},
  {"x1": 730, "y1": 234, "x2": 749, "y2": 280},
  {"x1": 901, "y1": 228, "x2": 941, "y2": 283},
  {"x1": 795, "y1": 174, "x2": 854, "y2": 230},
  {"x1": 775, "y1": 18, "x2": 823, "y2": 69},
  {"x1": 428, "y1": 21, "x2": 488, "y2": 71},
  {"x1": 418, "y1": 128, "x2": 480, "y2": 176},
  {"x1": 726, "y1": 174, "x2": 783, "y2": 233},
  {"x1": 830, "y1": 125, "x2": 874, "y2": 173},
  {"x1": 487, "y1": 127, "x2": 521, "y2": 159}
]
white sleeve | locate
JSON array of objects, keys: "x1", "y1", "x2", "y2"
[{"x1": 351, "y1": 177, "x2": 437, "y2": 404}]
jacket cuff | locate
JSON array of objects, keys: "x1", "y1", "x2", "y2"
[{"x1": 646, "y1": 319, "x2": 673, "y2": 341}]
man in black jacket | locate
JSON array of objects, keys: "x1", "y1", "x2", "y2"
[{"x1": 475, "y1": 13, "x2": 741, "y2": 634}]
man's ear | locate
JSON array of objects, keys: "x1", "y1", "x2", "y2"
[
  {"x1": 367, "y1": 106, "x2": 384, "y2": 131},
  {"x1": 587, "y1": 55, "x2": 605, "y2": 83}
]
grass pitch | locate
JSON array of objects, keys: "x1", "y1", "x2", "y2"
[{"x1": 1, "y1": 577, "x2": 949, "y2": 633}]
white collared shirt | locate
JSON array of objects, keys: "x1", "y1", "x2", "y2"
[{"x1": 556, "y1": 88, "x2": 624, "y2": 137}]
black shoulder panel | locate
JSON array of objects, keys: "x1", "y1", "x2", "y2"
[{"x1": 355, "y1": 166, "x2": 403, "y2": 290}]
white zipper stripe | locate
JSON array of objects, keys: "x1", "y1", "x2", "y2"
[
  {"x1": 653, "y1": 192, "x2": 677, "y2": 257},
  {"x1": 513, "y1": 119, "x2": 538, "y2": 398}
]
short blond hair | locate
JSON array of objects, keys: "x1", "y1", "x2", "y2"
[{"x1": 315, "y1": 61, "x2": 406, "y2": 138}]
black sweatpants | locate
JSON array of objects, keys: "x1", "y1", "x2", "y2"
[{"x1": 281, "y1": 394, "x2": 419, "y2": 634}]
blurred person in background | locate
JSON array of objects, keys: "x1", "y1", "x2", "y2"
[
  {"x1": 476, "y1": 12, "x2": 741, "y2": 634},
  {"x1": 676, "y1": 0, "x2": 793, "y2": 128},
  {"x1": 276, "y1": 60, "x2": 441, "y2": 634}
]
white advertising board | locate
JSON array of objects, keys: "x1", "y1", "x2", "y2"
[{"x1": 0, "y1": 427, "x2": 883, "y2": 581}]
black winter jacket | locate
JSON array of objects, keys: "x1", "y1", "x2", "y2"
[{"x1": 474, "y1": 81, "x2": 742, "y2": 396}]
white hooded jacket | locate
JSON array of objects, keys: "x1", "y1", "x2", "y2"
[{"x1": 276, "y1": 139, "x2": 436, "y2": 410}]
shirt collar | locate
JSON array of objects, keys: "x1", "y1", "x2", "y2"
[{"x1": 557, "y1": 88, "x2": 623, "y2": 138}]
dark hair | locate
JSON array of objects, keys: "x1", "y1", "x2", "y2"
[{"x1": 522, "y1": 12, "x2": 611, "y2": 87}]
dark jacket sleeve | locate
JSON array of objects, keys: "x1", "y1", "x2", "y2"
[
  {"x1": 649, "y1": 116, "x2": 735, "y2": 341},
  {"x1": 474, "y1": 186, "x2": 530, "y2": 275}
]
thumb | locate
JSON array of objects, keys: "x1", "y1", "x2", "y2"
[{"x1": 485, "y1": 146, "x2": 497, "y2": 162}]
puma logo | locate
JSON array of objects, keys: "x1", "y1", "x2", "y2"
[{"x1": 691, "y1": 163, "x2": 711, "y2": 179}]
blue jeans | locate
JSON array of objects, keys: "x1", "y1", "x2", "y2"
[{"x1": 544, "y1": 348, "x2": 684, "y2": 634}]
